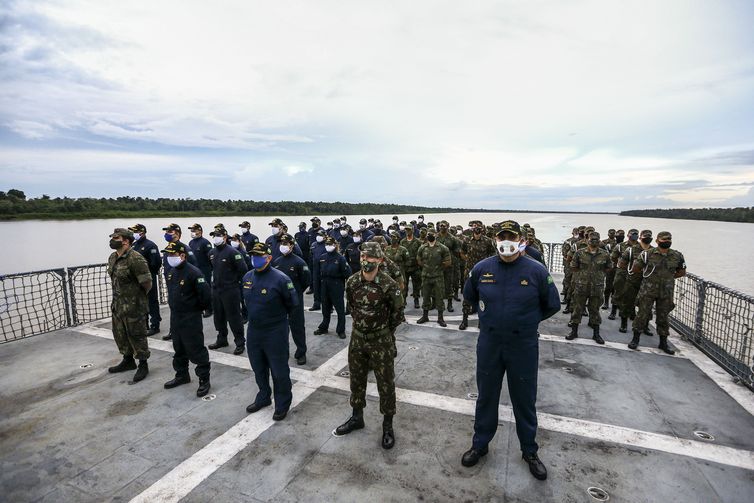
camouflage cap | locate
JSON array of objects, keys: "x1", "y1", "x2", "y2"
[
  {"x1": 425, "y1": 228, "x2": 436, "y2": 236},
  {"x1": 427, "y1": 222, "x2": 435, "y2": 229},
  {"x1": 577, "y1": 225, "x2": 586, "y2": 232},
  {"x1": 162, "y1": 223, "x2": 181, "y2": 232},
  {"x1": 210, "y1": 228, "x2": 227, "y2": 237},
  {"x1": 214, "y1": 223, "x2": 226, "y2": 231},
  {"x1": 249, "y1": 242, "x2": 271, "y2": 256},
  {"x1": 496, "y1": 220, "x2": 521, "y2": 238},
  {"x1": 588, "y1": 231, "x2": 601, "y2": 240},
  {"x1": 585, "y1": 226, "x2": 595, "y2": 233},
  {"x1": 189, "y1": 223, "x2": 202, "y2": 231},
  {"x1": 269, "y1": 218, "x2": 284, "y2": 226},
  {"x1": 110, "y1": 228, "x2": 134, "y2": 240},
  {"x1": 628, "y1": 228, "x2": 638, "y2": 234},
  {"x1": 280, "y1": 233, "x2": 295, "y2": 244},
  {"x1": 608, "y1": 228, "x2": 616, "y2": 234},
  {"x1": 239, "y1": 221, "x2": 251, "y2": 227},
  {"x1": 324, "y1": 236, "x2": 336, "y2": 245},
  {"x1": 399, "y1": 221, "x2": 407, "y2": 226},
  {"x1": 128, "y1": 223, "x2": 146, "y2": 233},
  {"x1": 640, "y1": 229, "x2": 653, "y2": 237},
  {"x1": 163, "y1": 241, "x2": 187, "y2": 254},
  {"x1": 657, "y1": 231, "x2": 672, "y2": 240},
  {"x1": 616, "y1": 229, "x2": 625, "y2": 235},
  {"x1": 371, "y1": 235, "x2": 387, "y2": 246},
  {"x1": 360, "y1": 241, "x2": 383, "y2": 259}
]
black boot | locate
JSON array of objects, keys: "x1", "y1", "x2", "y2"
[
  {"x1": 382, "y1": 415, "x2": 395, "y2": 450},
  {"x1": 562, "y1": 304, "x2": 572, "y2": 314},
  {"x1": 413, "y1": 298, "x2": 420, "y2": 309},
  {"x1": 108, "y1": 355, "x2": 136, "y2": 373},
  {"x1": 447, "y1": 299, "x2": 454, "y2": 312},
  {"x1": 164, "y1": 375, "x2": 191, "y2": 389},
  {"x1": 628, "y1": 331, "x2": 641, "y2": 350},
  {"x1": 453, "y1": 291, "x2": 461, "y2": 302},
  {"x1": 566, "y1": 324, "x2": 578, "y2": 340},
  {"x1": 592, "y1": 325, "x2": 605, "y2": 345},
  {"x1": 658, "y1": 336, "x2": 675, "y2": 355},
  {"x1": 619, "y1": 317, "x2": 628, "y2": 333},
  {"x1": 416, "y1": 310, "x2": 429, "y2": 324},
  {"x1": 334, "y1": 408, "x2": 365, "y2": 436},
  {"x1": 208, "y1": 338, "x2": 229, "y2": 350},
  {"x1": 197, "y1": 378, "x2": 211, "y2": 397},
  {"x1": 132, "y1": 360, "x2": 149, "y2": 382},
  {"x1": 459, "y1": 314, "x2": 468, "y2": 331},
  {"x1": 437, "y1": 311, "x2": 447, "y2": 328},
  {"x1": 643, "y1": 327, "x2": 654, "y2": 337},
  {"x1": 608, "y1": 305, "x2": 618, "y2": 320},
  {"x1": 601, "y1": 301, "x2": 609, "y2": 310}
]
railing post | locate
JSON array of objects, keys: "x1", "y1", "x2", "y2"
[
  {"x1": 67, "y1": 266, "x2": 80, "y2": 326},
  {"x1": 60, "y1": 268, "x2": 73, "y2": 328},
  {"x1": 693, "y1": 278, "x2": 706, "y2": 344}
]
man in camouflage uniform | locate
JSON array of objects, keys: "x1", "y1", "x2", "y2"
[
  {"x1": 334, "y1": 241, "x2": 404, "y2": 450},
  {"x1": 384, "y1": 232, "x2": 410, "y2": 295},
  {"x1": 563, "y1": 226, "x2": 589, "y2": 314},
  {"x1": 416, "y1": 229, "x2": 452, "y2": 327},
  {"x1": 459, "y1": 220, "x2": 496, "y2": 330},
  {"x1": 600, "y1": 229, "x2": 618, "y2": 310},
  {"x1": 566, "y1": 232, "x2": 613, "y2": 344},
  {"x1": 449, "y1": 226, "x2": 465, "y2": 301},
  {"x1": 610, "y1": 228, "x2": 635, "y2": 324},
  {"x1": 107, "y1": 228, "x2": 153, "y2": 382},
  {"x1": 436, "y1": 220, "x2": 461, "y2": 312},
  {"x1": 618, "y1": 229, "x2": 654, "y2": 335},
  {"x1": 561, "y1": 227, "x2": 580, "y2": 304},
  {"x1": 629, "y1": 231, "x2": 686, "y2": 353},
  {"x1": 400, "y1": 224, "x2": 423, "y2": 308},
  {"x1": 370, "y1": 236, "x2": 405, "y2": 293}
]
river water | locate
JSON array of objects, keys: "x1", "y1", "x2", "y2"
[{"x1": 1, "y1": 213, "x2": 752, "y2": 295}]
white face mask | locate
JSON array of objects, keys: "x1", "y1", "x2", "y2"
[
  {"x1": 190, "y1": 232, "x2": 198, "y2": 239},
  {"x1": 327, "y1": 224, "x2": 333, "y2": 230},
  {"x1": 498, "y1": 240, "x2": 519, "y2": 257},
  {"x1": 230, "y1": 241, "x2": 240, "y2": 249},
  {"x1": 316, "y1": 235, "x2": 324, "y2": 243},
  {"x1": 360, "y1": 223, "x2": 367, "y2": 229},
  {"x1": 241, "y1": 227, "x2": 250, "y2": 234},
  {"x1": 340, "y1": 230, "x2": 348, "y2": 237},
  {"x1": 133, "y1": 232, "x2": 142, "y2": 241},
  {"x1": 279, "y1": 245, "x2": 291, "y2": 255},
  {"x1": 213, "y1": 236, "x2": 225, "y2": 246},
  {"x1": 167, "y1": 256, "x2": 183, "y2": 268},
  {"x1": 325, "y1": 245, "x2": 336, "y2": 253},
  {"x1": 418, "y1": 218, "x2": 424, "y2": 222},
  {"x1": 353, "y1": 236, "x2": 362, "y2": 243},
  {"x1": 333, "y1": 223, "x2": 340, "y2": 229},
  {"x1": 271, "y1": 226, "x2": 280, "y2": 236},
  {"x1": 518, "y1": 242, "x2": 527, "y2": 253}
]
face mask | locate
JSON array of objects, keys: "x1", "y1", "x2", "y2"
[
  {"x1": 133, "y1": 232, "x2": 142, "y2": 241},
  {"x1": 340, "y1": 230, "x2": 348, "y2": 237},
  {"x1": 658, "y1": 241, "x2": 671, "y2": 249},
  {"x1": 279, "y1": 245, "x2": 291, "y2": 255},
  {"x1": 393, "y1": 219, "x2": 399, "y2": 224},
  {"x1": 190, "y1": 232, "x2": 198, "y2": 239},
  {"x1": 518, "y1": 242, "x2": 527, "y2": 253},
  {"x1": 325, "y1": 245, "x2": 336, "y2": 253},
  {"x1": 164, "y1": 233, "x2": 174, "y2": 242},
  {"x1": 212, "y1": 236, "x2": 225, "y2": 246},
  {"x1": 241, "y1": 227, "x2": 250, "y2": 234},
  {"x1": 641, "y1": 236, "x2": 653, "y2": 244},
  {"x1": 312, "y1": 222, "x2": 319, "y2": 228},
  {"x1": 361, "y1": 260, "x2": 379, "y2": 273},
  {"x1": 327, "y1": 224, "x2": 333, "y2": 230},
  {"x1": 418, "y1": 218, "x2": 424, "y2": 223},
  {"x1": 166, "y1": 256, "x2": 182, "y2": 268},
  {"x1": 316, "y1": 235, "x2": 324, "y2": 243},
  {"x1": 498, "y1": 240, "x2": 519, "y2": 257},
  {"x1": 109, "y1": 239, "x2": 122, "y2": 249},
  {"x1": 353, "y1": 236, "x2": 361, "y2": 243},
  {"x1": 616, "y1": 235, "x2": 625, "y2": 243},
  {"x1": 230, "y1": 241, "x2": 240, "y2": 249},
  {"x1": 333, "y1": 223, "x2": 340, "y2": 229},
  {"x1": 360, "y1": 223, "x2": 367, "y2": 229},
  {"x1": 628, "y1": 233, "x2": 638, "y2": 241},
  {"x1": 589, "y1": 239, "x2": 600, "y2": 247},
  {"x1": 271, "y1": 226, "x2": 280, "y2": 236},
  {"x1": 473, "y1": 228, "x2": 482, "y2": 234},
  {"x1": 251, "y1": 255, "x2": 268, "y2": 269}
]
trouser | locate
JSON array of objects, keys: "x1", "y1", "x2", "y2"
[
  {"x1": 563, "y1": 265, "x2": 572, "y2": 298},
  {"x1": 319, "y1": 279, "x2": 346, "y2": 334},
  {"x1": 456, "y1": 260, "x2": 464, "y2": 292},
  {"x1": 604, "y1": 268, "x2": 616, "y2": 305},
  {"x1": 147, "y1": 273, "x2": 161, "y2": 329},
  {"x1": 443, "y1": 267, "x2": 453, "y2": 299},
  {"x1": 612, "y1": 270, "x2": 627, "y2": 308},
  {"x1": 200, "y1": 267, "x2": 213, "y2": 315},
  {"x1": 473, "y1": 331, "x2": 538, "y2": 454},
  {"x1": 348, "y1": 331, "x2": 396, "y2": 415},
  {"x1": 405, "y1": 268, "x2": 421, "y2": 300},
  {"x1": 570, "y1": 286, "x2": 603, "y2": 326},
  {"x1": 311, "y1": 261, "x2": 322, "y2": 306},
  {"x1": 620, "y1": 276, "x2": 643, "y2": 319},
  {"x1": 634, "y1": 294, "x2": 674, "y2": 336},
  {"x1": 461, "y1": 268, "x2": 477, "y2": 315},
  {"x1": 421, "y1": 276, "x2": 444, "y2": 312},
  {"x1": 213, "y1": 288, "x2": 245, "y2": 347},
  {"x1": 289, "y1": 291, "x2": 307, "y2": 358},
  {"x1": 247, "y1": 323, "x2": 292, "y2": 412},
  {"x1": 112, "y1": 311, "x2": 150, "y2": 360},
  {"x1": 171, "y1": 310, "x2": 210, "y2": 379}
]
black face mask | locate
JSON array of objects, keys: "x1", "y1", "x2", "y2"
[
  {"x1": 473, "y1": 228, "x2": 482, "y2": 234},
  {"x1": 109, "y1": 239, "x2": 123, "y2": 249},
  {"x1": 628, "y1": 233, "x2": 638, "y2": 241},
  {"x1": 312, "y1": 222, "x2": 319, "y2": 228},
  {"x1": 641, "y1": 237, "x2": 653, "y2": 244},
  {"x1": 578, "y1": 232, "x2": 585, "y2": 239},
  {"x1": 588, "y1": 239, "x2": 600, "y2": 247},
  {"x1": 658, "y1": 241, "x2": 671, "y2": 249},
  {"x1": 427, "y1": 235, "x2": 436, "y2": 242},
  {"x1": 616, "y1": 235, "x2": 624, "y2": 243}
]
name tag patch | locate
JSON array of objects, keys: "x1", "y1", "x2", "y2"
[{"x1": 520, "y1": 279, "x2": 528, "y2": 286}]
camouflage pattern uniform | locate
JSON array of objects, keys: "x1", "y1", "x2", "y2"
[
  {"x1": 449, "y1": 226, "x2": 465, "y2": 298},
  {"x1": 370, "y1": 236, "x2": 405, "y2": 292},
  {"x1": 460, "y1": 225, "x2": 496, "y2": 318},
  {"x1": 610, "y1": 232, "x2": 636, "y2": 326},
  {"x1": 561, "y1": 228, "x2": 579, "y2": 302},
  {"x1": 400, "y1": 234, "x2": 423, "y2": 305},
  {"x1": 601, "y1": 229, "x2": 618, "y2": 309},
  {"x1": 619, "y1": 230, "x2": 654, "y2": 323},
  {"x1": 563, "y1": 231, "x2": 587, "y2": 313},
  {"x1": 435, "y1": 222, "x2": 460, "y2": 311},
  {"x1": 384, "y1": 236, "x2": 410, "y2": 295},
  {"x1": 108, "y1": 246, "x2": 152, "y2": 360},
  {"x1": 417, "y1": 234, "x2": 451, "y2": 315},
  {"x1": 568, "y1": 233, "x2": 613, "y2": 329}
]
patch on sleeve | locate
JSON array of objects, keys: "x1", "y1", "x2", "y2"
[
  {"x1": 287, "y1": 282, "x2": 294, "y2": 289},
  {"x1": 150, "y1": 249, "x2": 157, "y2": 254},
  {"x1": 303, "y1": 266, "x2": 309, "y2": 272},
  {"x1": 547, "y1": 275, "x2": 554, "y2": 284},
  {"x1": 235, "y1": 254, "x2": 242, "y2": 260},
  {"x1": 197, "y1": 278, "x2": 205, "y2": 283},
  {"x1": 479, "y1": 300, "x2": 485, "y2": 312}
]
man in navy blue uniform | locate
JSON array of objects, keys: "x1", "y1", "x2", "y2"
[
  {"x1": 461, "y1": 220, "x2": 560, "y2": 481},
  {"x1": 208, "y1": 227, "x2": 249, "y2": 355},
  {"x1": 357, "y1": 218, "x2": 374, "y2": 242},
  {"x1": 344, "y1": 228, "x2": 364, "y2": 274},
  {"x1": 313, "y1": 236, "x2": 352, "y2": 339},
  {"x1": 295, "y1": 222, "x2": 310, "y2": 266},
  {"x1": 162, "y1": 242, "x2": 212, "y2": 397},
  {"x1": 161, "y1": 223, "x2": 198, "y2": 341},
  {"x1": 238, "y1": 221, "x2": 259, "y2": 250},
  {"x1": 243, "y1": 243, "x2": 298, "y2": 420},
  {"x1": 309, "y1": 228, "x2": 328, "y2": 311},
  {"x1": 129, "y1": 223, "x2": 162, "y2": 336},
  {"x1": 337, "y1": 224, "x2": 354, "y2": 251},
  {"x1": 265, "y1": 218, "x2": 303, "y2": 260},
  {"x1": 188, "y1": 223, "x2": 214, "y2": 318},
  {"x1": 273, "y1": 234, "x2": 311, "y2": 365}
]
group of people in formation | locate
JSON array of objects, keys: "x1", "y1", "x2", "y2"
[{"x1": 104, "y1": 214, "x2": 684, "y2": 483}]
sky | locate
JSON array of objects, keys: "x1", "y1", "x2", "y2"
[{"x1": 1, "y1": 0, "x2": 754, "y2": 212}]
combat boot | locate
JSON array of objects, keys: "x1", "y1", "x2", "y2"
[
  {"x1": 197, "y1": 378, "x2": 211, "y2": 397},
  {"x1": 132, "y1": 360, "x2": 149, "y2": 382},
  {"x1": 416, "y1": 310, "x2": 429, "y2": 324},
  {"x1": 628, "y1": 331, "x2": 641, "y2": 350},
  {"x1": 334, "y1": 408, "x2": 365, "y2": 436},
  {"x1": 562, "y1": 304, "x2": 572, "y2": 314},
  {"x1": 619, "y1": 317, "x2": 628, "y2": 333},
  {"x1": 208, "y1": 338, "x2": 229, "y2": 350},
  {"x1": 459, "y1": 314, "x2": 469, "y2": 331},
  {"x1": 565, "y1": 324, "x2": 578, "y2": 340},
  {"x1": 453, "y1": 291, "x2": 461, "y2": 302},
  {"x1": 607, "y1": 305, "x2": 618, "y2": 320},
  {"x1": 643, "y1": 327, "x2": 654, "y2": 337},
  {"x1": 658, "y1": 336, "x2": 675, "y2": 355},
  {"x1": 592, "y1": 325, "x2": 605, "y2": 345},
  {"x1": 382, "y1": 415, "x2": 395, "y2": 450},
  {"x1": 108, "y1": 355, "x2": 136, "y2": 373},
  {"x1": 437, "y1": 311, "x2": 447, "y2": 328},
  {"x1": 601, "y1": 301, "x2": 609, "y2": 310},
  {"x1": 447, "y1": 299, "x2": 454, "y2": 312},
  {"x1": 413, "y1": 298, "x2": 420, "y2": 309},
  {"x1": 581, "y1": 307, "x2": 588, "y2": 317}
]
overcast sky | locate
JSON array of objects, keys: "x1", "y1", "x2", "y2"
[{"x1": 1, "y1": 0, "x2": 753, "y2": 211}]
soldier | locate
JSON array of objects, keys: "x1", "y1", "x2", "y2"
[
  {"x1": 416, "y1": 229, "x2": 452, "y2": 327},
  {"x1": 162, "y1": 242, "x2": 212, "y2": 397},
  {"x1": 610, "y1": 228, "x2": 635, "y2": 325},
  {"x1": 436, "y1": 221, "x2": 460, "y2": 312},
  {"x1": 345, "y1": 228, "x2": 364, "y2": 274},
  {"x1": 313, "y1": 236, "x2": 352, "y2": 339},
  {"x1": 238, "y1": 221, "x2": 260, "y2": 250},
  {"x1": 600, "y1": 229, "x2": 618, "y2": 310},
  {"x1": 384, "y1": 233, "x2": 409, "y2": 295},
  {"x1": 243, "y1": 243, "x2": 298, "y2": 421},
  {"x1": 208, "y1": 227, "x2": 249, "y2": 355},
  {"x1": 294, "y1": 222, "x2": 310, "y2": 268},
  {"x1": 566, "y1": 232, "x2": 613, "y2": 344},
  {"x1": 416, "y1": 215, "x2": 427, "y2": 230},
  {"x1": 308, "y1": 228, "x2": 327, "y2": 311},
  {"x1": 371, "y1": 236, "x2": 405, "y2": 293},
  {"x1": 561, "y1": 227, "x2": 579, "y2": 304},
  {"x1": 161, "y1": 223, "x2": 198, "y2": 340},
  {"x1": 188, "y1": 223, "x2": 214, "y2": 318},
  {"x1": 272, "y1": 234, "x2": 311, "y2": 365},
  {"x1": 459, "y1": 220, "x2": 497, "y2": 330},
  {"x1": 400, "y1": 225, "x2": 423, "y2": 309},
  {"x1": 333, "y1": 241, "x2": 404, "y2": 449},
  {"x1": 338, "y1": 224, "x2": 354, "y2": 251},
  {"x1": 106, "y1": 228, "x2": 153, "y2": 383},
  {"x1": 449, "y1": 226, "x2": 465, "y2": 300},
  {"x1": 562, "y1": 226, "x2": 587, "y2": 315},
  {"x1": 129, "y1": 224, "x2": 162, "y2": 336},
  {"x1": 618, "y1": 229, "x2": 654, "y2": 335},
  {"x1": 266, "y1": 218, "x2": 303, "y2": 260},
  {"x1": 629, "y1": 232, "x2": 686, "y2": 353}
]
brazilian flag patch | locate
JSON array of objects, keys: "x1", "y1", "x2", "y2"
[
  {"x1": 547, "y1": 275, "x2": 554, "y2": 284},
  {"x1": 287, "y1": 282, "x2": 294, "y2": 289},
  {"x1": 235, "y1": 254, "x2": 242, "y2": 260},
  {"x1": 197, "y1": 278, "x2": 205, "y2": 283}
]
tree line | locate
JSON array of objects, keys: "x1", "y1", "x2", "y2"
[{"x1": 620, "y1": 207, "x2": 754, "y2": 223}]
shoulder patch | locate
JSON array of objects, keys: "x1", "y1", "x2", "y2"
[
  {"x1": 547, "y1": 275, "x2": 554, "y2": 284},
  {"x1": 303, "y1": 266, "x2": 309, "y2": 272},
  {"x1": 287, "y1": 282, "x2": 294, "y2": 289},
  {"x1": 235, "y1": 254, "x2": 242, "y2": 260},
  {"x1": 197, "y1": 277, "x2": 205, "y2": 283},
  {"x1": 150, "y1": 249, "x2": 157, "y2": 254}
]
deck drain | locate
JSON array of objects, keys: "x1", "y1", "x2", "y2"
[
  {"x1": 201, "y1": 394, "x2": 216, "y2": 402},
  {"x1": 408, "y1": 346, "x2": 418, "y2": 351},
  {"x1": 587, "y1": 487, "x2": 609, "y2": 501},
  {"x1": 693, "y1": 430, "x2": 714, "y2": 441},
  {"x1": 562, "y1": 366, "x2": 573, "y2": 373},
  {"x1": 466, "y1": 392, "x2": 478, "y2": 399},
  {"x1": 79, "y1": 363, "x2": 93, "y2": 369},
  {"x1": 339, "y1": 370, "x2": 351, "y2": 377}
]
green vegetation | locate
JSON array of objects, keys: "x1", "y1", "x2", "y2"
[{"x1": 620, "y1": 207, "x2": 754, "y2": 223}]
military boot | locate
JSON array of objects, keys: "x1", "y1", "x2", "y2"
[
  {"x1": 581, "y1": 307, "x2": 588, "y2": 317},
  {"x1": 413, "y1": 298, "x2": 420, "y2": 309},
  {"x1": 334, "y1": 408, "x2": 365, "y2": 436},
  {"x1": 643, "y1": 327, "x2": 654, "y2": 337},
  {"x1": 382, "y1": 415, "x2": 395, "y2": 450},
  {"x1": 628, "y1": 331, "x2": 641, "y2": 350},
  {"x1": 208, "y1": 338, "x2": 229, "y2": 350},
  {"x1": 416, "y1": 310, "x2": 429, "y2": 324},
  {"x1": 592, "y1": 325, "x2": 605, "y2": 345},
  {"x1": 453, "y1": 291, "x2": 461, "y2": 302},
  {"x1": 447, "y1": 299, "x2": 454, "y2": 312},
  {"x1": 197, "y1": 378, "x2": 211, "y2": 397},
  {"x1": 658, "y1": 336, "x2": 675, "y2": 355},
  {"x1": 562, "y1": 304, "x2": 572, "y2": 314},
  {"x1": 132, "y1": 360, "x2": 149, "y2": 382},
  {"x1": 565, "y1": 324, "x2": 578, "y2": 340},
  {"x1": 601, "y1": 301, "x2": 609, "y2": 310},
  {"x1": 619, "y1": 317, "x2": 628, "y2": 333},
  {"x1": 108, "y1": 355, "x2": 136, "y2": 373},
  {"x1": 607, "y1": 305, "x2": 618, "y2": 320},
  {"x1": 437, "y1": 311, "x2": 447, "y2": 328},
  {"x1": 459, "y1": 313, "x2": 469, "y2": 331}
]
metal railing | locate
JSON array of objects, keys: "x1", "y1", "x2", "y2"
[{"x1": 1, "y1": 243, "x2": 752, "y2": 390}]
